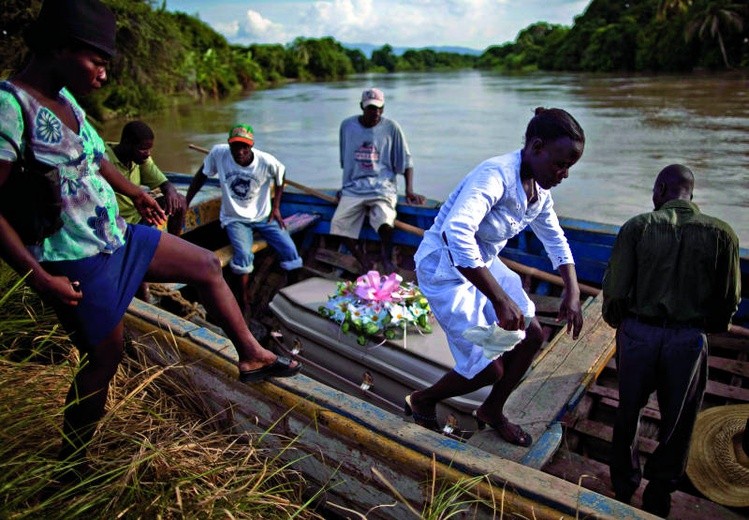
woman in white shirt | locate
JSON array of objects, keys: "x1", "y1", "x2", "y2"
[{"x1": 406, "y1": 108, "x2": 585, "y2": 446}]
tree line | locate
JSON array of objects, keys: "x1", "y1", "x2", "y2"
[
  {"x1": 479, "y1": 0, "x2": 748, "y2": 73},
  {"x1": 1, "y1": 0, "x2": 746, "y2": 120}
]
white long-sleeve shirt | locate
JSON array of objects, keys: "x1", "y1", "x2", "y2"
[{"x1": 415, "y1": 149, "x2": 574, "y2": 278}]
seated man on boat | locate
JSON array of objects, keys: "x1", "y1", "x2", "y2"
[
  {"x1": 406, "y1": 108, "x2": 585, "y2": 446},
  {"x1": 602, "y1": 164, "x2": 741, "y2": 517},
  {"x1": 106, "y1": 120, "x2": 187, "y2": 235},
  {"x1": 106, "y1": 120, "x2": 187, "y2": 302},
  {"x1": 330, "y1": 87, "x2": 425, "y2": 273},
  {"x1": 185, "y1": 124, "x2": 303, "y2": 314}
]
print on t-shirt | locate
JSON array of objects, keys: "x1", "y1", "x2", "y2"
[
  {"x1": 226, "y1": 170, "x2": 261, "y2": 202},
  {"x1": 354, "y1": 141, "x2": 379, "y2": 171}
]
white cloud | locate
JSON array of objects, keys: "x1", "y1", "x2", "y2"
[
  {"x1": 286, "y1": 0, "x2": 555, "y2": 48},
  {"x1": 231, "y1": 8, "x2": 290, "y2": 44},
  {"x1": 167, "y1": 0, "x2": 588, "y2": 50}
]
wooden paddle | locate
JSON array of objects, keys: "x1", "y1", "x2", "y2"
[{"x1": 187, "y1": 144, "x2": 599, "y2": 296}]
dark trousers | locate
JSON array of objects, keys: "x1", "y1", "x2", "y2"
[{"x1": 609, "y1": 317, "x2": 708, "y2": 500}]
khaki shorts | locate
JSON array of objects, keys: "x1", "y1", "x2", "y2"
[{"x1": 330, "y1": 194, "x2": 397, "y2": 238}]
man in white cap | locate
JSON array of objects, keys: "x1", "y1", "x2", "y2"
[{"x1": 330, "y1": 87, "x2": 425, "y2": 273}]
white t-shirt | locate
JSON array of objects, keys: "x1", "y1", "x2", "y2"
[{"x1": 202, "y1": 144, "x2": 285, "y2": 226}]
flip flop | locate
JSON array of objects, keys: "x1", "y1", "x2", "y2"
[
  {"x1": 473, "y1": 410, "x2": 532, "y2": 447},
  {"x1": 404, "y1": 394, "x2": 440, "y2": 432},
  {"x1": 239, "y1": 356, "x2": 302, "y2": 383}
]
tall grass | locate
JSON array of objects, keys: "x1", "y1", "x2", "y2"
[{"x1": 0, "y1": 264, "x2": 325, "y2": 519}]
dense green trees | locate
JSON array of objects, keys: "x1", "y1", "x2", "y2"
[
  {"x1": 478, "y1": 0, "x2": 748, "y2": 72},
  {"x1": 1, "y1": 0, "x2": 745, "y2": 119}
]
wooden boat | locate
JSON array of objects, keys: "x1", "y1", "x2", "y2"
[{"x1": 125, "y1": 172, "x2": 749, "y2": 519}]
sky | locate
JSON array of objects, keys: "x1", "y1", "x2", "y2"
[{"x1": 165, "y1": 0, "x2": 591, "y2": 52}]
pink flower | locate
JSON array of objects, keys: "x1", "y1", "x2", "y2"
[{"x1": 354, "y1": 270, "x2": 403, "y2": 302}]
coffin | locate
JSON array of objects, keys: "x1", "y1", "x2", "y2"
[{"x1": 269, "y1": 277, "x2": 490, "y2": 434}]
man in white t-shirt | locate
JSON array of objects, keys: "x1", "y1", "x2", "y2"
[{"x1": 186, "y1": 124, "x2": 302, "y2": 311}]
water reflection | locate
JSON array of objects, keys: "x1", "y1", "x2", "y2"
[{"x1": 100, "y1": 70, "x2": 749, "y2": 245}]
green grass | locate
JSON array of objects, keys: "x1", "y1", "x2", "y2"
[{"x1": 0, "y1": 265, "x2": 325, "y2": 519}]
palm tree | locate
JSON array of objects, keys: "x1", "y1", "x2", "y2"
[
  {"x1": 684, "y1": 1, "x2": 747, "y2": 68},
  {"x1": 657, "y1": 0, "x2": 693, "y2": 20}
]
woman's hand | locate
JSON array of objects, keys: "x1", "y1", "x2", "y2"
[
  {"x1": 557, "y1": 263, "x2": 583, "y2": 339},
  {"x1": 133, "y1": 191, "x2": 167, "y2": 226},
  {"x1": 30, "y1": 270, "x2": 83, "y2": 306},
  {"x1": 558, "y1": 288, "x2": 583, "y2": 338},
  {"x1": 493, "y1": 295, "x2": 525, "y2": 331},
  {"x1": 456, "y1": 264, "x2": 525, "y2": 331},
  {"x1": 406, "y1": 190, "x2": 426, "y2": 205}
]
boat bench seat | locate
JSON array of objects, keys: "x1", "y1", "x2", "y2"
[
  {"x1": 213, "y1": 212, "x2": 320, "y2": 269},
  {"x1": 154, "y1": 213, "x2": 320, "y2": 294}
]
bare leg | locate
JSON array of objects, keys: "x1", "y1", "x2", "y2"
[
  {"x1": 343, "y1": 236, "x2": 371, "y2": 271},
  {"x1": 377, "y1": 224, "x2": 396, "y2": 273},
  {"x1": 144, "y1": 233, "x2": 295, "y2": 373},
  {"x1": 230, "y1": 272, "x2": 251, "y2": 316},
  {"x1": 166, "y1": 207, "x2": 185, "y2": 236},
  {"x1": 471, "y1": 319, "x2": 544, "y2": 445},
  {"x1": 59, "y1": 322, "x2": 125, "y2": 463},
  {"x1": 136, "y1": 282, "x2": 151, "y2": 302},
  {"x1": 408, "y1": 359, "x2": 503, "y2": 417},
  {"x1": 477, "y1": 319, "x2": 544, "y2": 416},
  {"x1": 410, "y1": 319, "x2": 543, "y2": 443}
]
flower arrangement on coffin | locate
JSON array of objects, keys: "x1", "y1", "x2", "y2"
[{"x1": 319, "y1": 271, "x2": 432, "y2": 346}]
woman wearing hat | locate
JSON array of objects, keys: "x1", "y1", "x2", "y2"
[{"x1": 0, "y1": 0, "x2": 300, "y2": 481}]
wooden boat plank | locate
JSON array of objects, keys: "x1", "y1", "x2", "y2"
[
  {"x1": 708, "y1": 356, "x2": 749, "y2": 378},
  {"x1": 589, "y1": 373, "x2": 749, "y2": 404},
  {"x1": 467, "y1": 292, "x2": 616, "y2": 465},
  {"x1": 544, "y1": 448, "x2": 747, "y2": 520},
  {"x1": 314, "y1": 248, "x2": 362, "y2": 274},
  {"x1": 706, "y1": 379, "x2": 749, "y2": 402},
  {"x1": 573, "y1": 417, "x2": 657, "y2": 454}
]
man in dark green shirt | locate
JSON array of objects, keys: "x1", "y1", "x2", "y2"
[{"x1": 602, "y1": 164, "x2": 741, "y2": 517}]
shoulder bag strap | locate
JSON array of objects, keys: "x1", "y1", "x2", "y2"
[{"x1": 0, "y1": 82, "x2": 37, "y2": 165}]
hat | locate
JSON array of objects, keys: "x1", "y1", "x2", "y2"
[
  {"x1": 361, "y1": 88, "x2": 385, "y2": 108},
  {"x1": 686, "y1": 404, "x2": 749, "y2": 507},
  {"x1": 228, "y1": 125, "x2": 254, "y2": 146},
  {"x1": 25, "y1": 0, "x2": 117, "y2": 58}
]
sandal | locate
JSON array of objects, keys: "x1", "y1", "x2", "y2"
[
  {"x1": 473, "y1": 410, "x2": 532, "y2": 447},
  {"x1": 404, "y1": 394, "x2": 440, "y2": 432},
  {"x1": 239, "y1": 356, "x2": 302, "y2": 383}
]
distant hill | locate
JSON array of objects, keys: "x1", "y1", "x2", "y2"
[{"x1": 343, "y1": 42, "x2": 484, "y2": 58}]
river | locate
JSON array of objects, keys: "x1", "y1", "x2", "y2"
[{"x1": 101, "y1": 70, "x2": 749, "y2": 246}]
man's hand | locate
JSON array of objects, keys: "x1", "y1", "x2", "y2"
[
  {"x1": 406, "y1": 191, "x2": 426, "y2": 205},
  {"x1": 269, "y1": 207, "x2": 286, "y2": 228},
  {"x1": 161, "y1": 182, "x2": 187, "y2": 217},
  {"x1": 133, "y1": 191, "x2": 167, "y2": 226}
]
